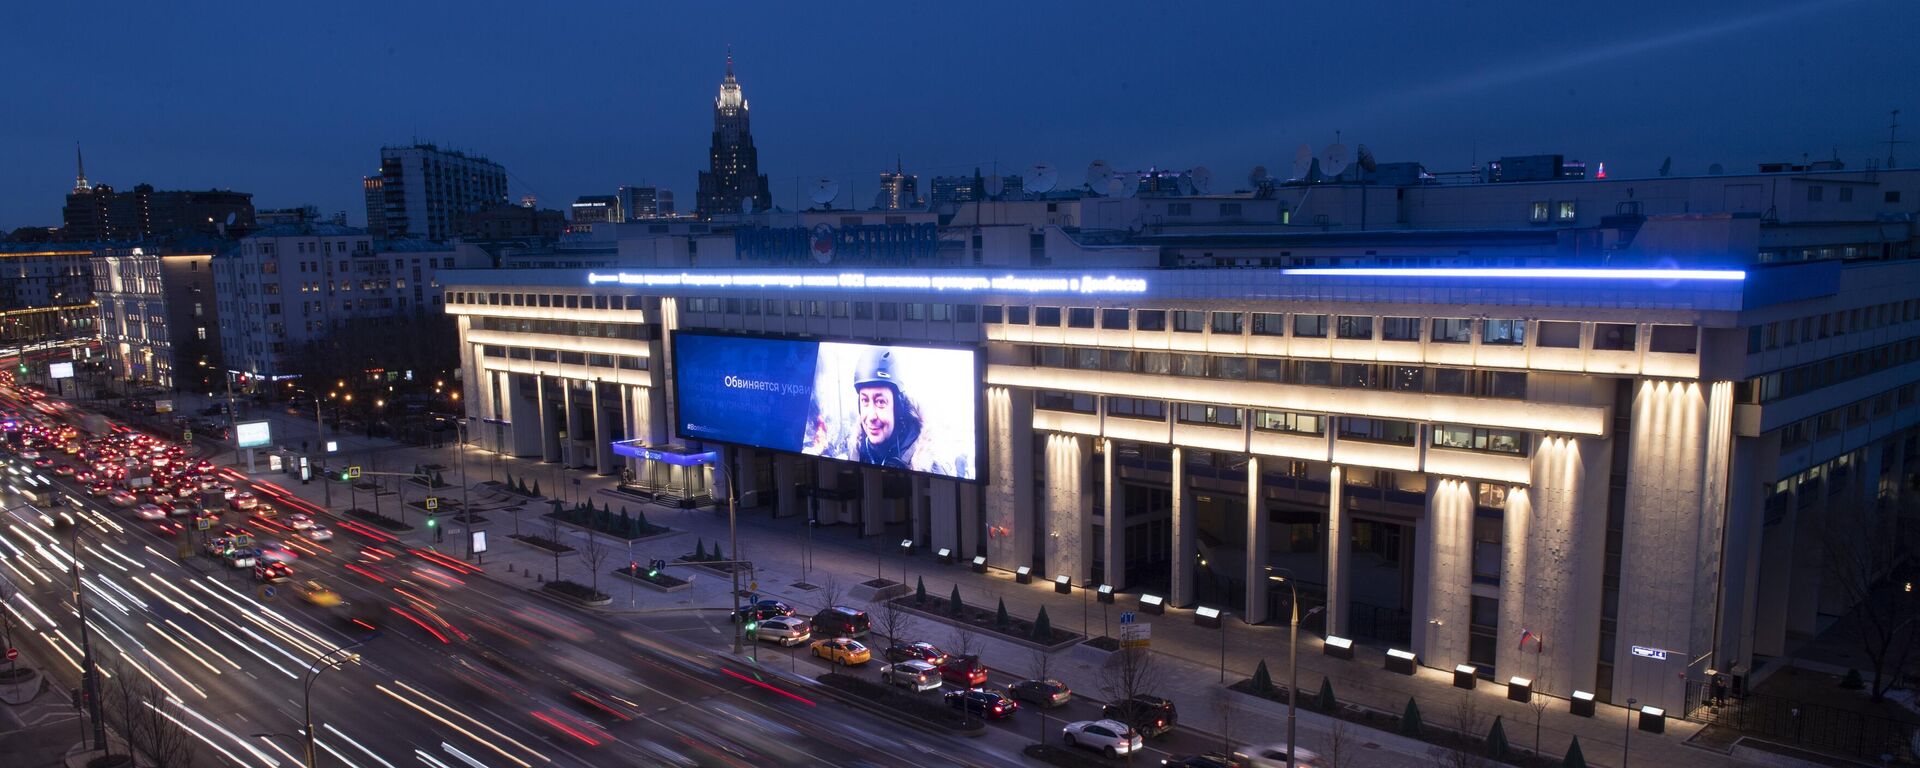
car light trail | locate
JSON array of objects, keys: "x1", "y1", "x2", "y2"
[
  {"x1": 4, "y1": 598, "x2": 36, "y2": 631},
  {"x1": 160, "y1": 697, "x2": 283, "y2": 768},
  {"x1": 82, "y1": 545, "x2": 128, "y2": 572},
  {"x1": 314, "y1": 737, "x2": 367, "y2": 768},
  {"x1": 439, "y1": 743, "x2": 494, "y2": 768},
  {"x1": 162, "y1": 618, "x2": 243, "y2": 671},
  {"x1": 374, "y1": 684, "x2": 538, "y2": 768},
  {"x1": 321, "y1": 723, "x2": 394, "y2": 768},
  {"x1": 388, "y1": 607, "x2": 451, "y2": 644},
  {"x1": 151, "y1": 699, "x2": 268, "y2": 768},
  {"x1": 38, "y1": 631, "x2": 84, "y2": 673},
  {"x1": 391, "y1": 680, "x2": 551, "y2": 764},
  {"x1": 720, "y1": 667, "x2": 817, "y2": 706},
  {"x1": 145, "y1": 621, "x2": 222, "y2": 675},
  {"x1": 251, "y1": 735, "x2": 307, "y2": 767},
  {"x1": 414, "y1": 749, "x2": 458, "y2": 768}
]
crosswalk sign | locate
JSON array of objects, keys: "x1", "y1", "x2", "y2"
[
  {"x1": 425, "y1": 497, "x2": 438, "y2": 510},
  {"x1": 347, "y1": 466, "x2": 361, "y2": 479}
]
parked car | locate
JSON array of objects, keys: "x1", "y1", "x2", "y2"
[
  {"x1": 732, "y1": 599, "x2": 795, "y2": 623},
  {"x1": 882, "y1": 641, "x2": 950, "y2": 667},
  {"x1": 1007, "y1": 678, "x2": 1072, "y2": 708},
  {"x1": 938, "y1": 655, "x2": 988, "y2": 688},
  {"x1": 878, "y1": 660, "x2": 942, "y2": 692},
  {"x1": 1063, "y1": 719, "x2": 1145, "y2": 759},
  {"x1": 1235, "y1": 743, "x2": 1325, "y2": 768},
  {"x1": 943, "y1": 688, "x2": 1018, "y2": 720},
  {"x1": 808, "y1": 638, "x2": 871, "y2": 666},
  {"x1": 749, "y1": 616, "x2": 811, "y2": 647},
  {"x1": 809, "y1": 606, "x2": 871, "y2": 638},
  {"x1": 1103, "y1": 694, "x2": 1179, "y2": 739}
]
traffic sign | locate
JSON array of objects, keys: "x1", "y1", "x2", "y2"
[
  {"x1": 425, "y1": 497, "x2": 438, "y2": 510},
  {"x1": 182, "y1": 430, "x2": 193, "y2": 442},
  {"x1": 259, "y1": 585, "x2": 277, "y2": 601},
  {"x1": 347, "y1": 466, "x2": 361, "y2": 479},
  {"x1": 5, "y1": 647, "x2": 17, "y2": 661},
  {"x1": 1119, "y1": 612, "x2": 1136, "y2": 625},
  {"x1": 749, "y1": 580, "x2": 757, "y2": 591},
  {"x1": 1119, "y1": 623, "x2": 1152, "y2": 648}
]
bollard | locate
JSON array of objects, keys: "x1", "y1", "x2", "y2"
[{"x1": 537, "y1": 574, "x2": 544, "y2": 582}]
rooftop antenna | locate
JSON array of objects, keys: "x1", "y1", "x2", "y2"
[
  {"x1": 1290, "y1": 144, "x2": 1312, "y2": 182},
  {"x1": 1086, "y1": 160, "x2": 1114, "y2": 193},
  {"x1": 1026, "y1": 163, "x2": 1059, "y2": 194},
  {"x1": 984, "y1": 173, "x2": 1005, "y2": 199},
  {"x1": 74, "y1": 143, "x2": 90, "y2": 192},
  {"x1": 1888, "y1": 109, "x2": 1907, "y2": 169},
  {"x1": 1658, "y1": 157, "x2": 1672, "y2": 177},
  {"x1": 1319, "y1": 143, "x2": 1351, "y2": 180}
]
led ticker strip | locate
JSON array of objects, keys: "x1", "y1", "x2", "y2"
[
  {"x1": 1281, "y1": 267, "x2": 1747, "y2": 281},
  {"x1": 585, "y1": 271, "x2": 1149, "y2": 295}
]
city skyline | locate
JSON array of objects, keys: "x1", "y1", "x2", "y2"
[{"x1": 6, "y1": 1, "x2": 1916, "y2": 231}]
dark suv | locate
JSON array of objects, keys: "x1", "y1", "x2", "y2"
[
  {"x1": 1102, "y1": 694, "x2": 1178, "y2": 738},
  {"x1": 943, "y1": 688, "x2": 1019, "y2": 720}
]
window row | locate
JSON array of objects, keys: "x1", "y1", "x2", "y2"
[
  {"x1": 1032, "y1": 393, "x2": 1530, "y2": 456},
  {"x1": 993, "y1": 307, "x2": 1685, "y2": 353},
  {"x1": 1027, "y1": 345, "x2": 1528, "y2": 399},
  {"x1": 1745, "y1": 299, "x2": 1920, "y2": 353},
  {"x1": 474, "y1": 315, "x2": 652, "y2": 341},
  {"x1": 1739, "y1": 338, "x2": 1920, "y2": 404},
  {"x1": 450, "y1": 291, "x2": 637, "y2": 311},
  {"x1": 479, "y1": 345, "x2": 648, "y2": 370}
]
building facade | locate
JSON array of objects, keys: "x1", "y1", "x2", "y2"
[
  {"x1": 445, "y1": 164, "x2": 1920, "y2": 718},
  {"x1": 366, "y1": 144, "x2": 509, "y2": 242},
  {"x1": 62, "y1": 183, "x2": 255, "y2": 243},
  {"x1": 877, "y1": 160, "x2": 920, "y2": 210},
  {"x1": 694, "y1": 55, "x2": 772, "y2": 219},
  {"x1": 90, "y1": 249, "x2": 219, "y2": 390},
  {"x1": 0, "y1": 246, "x2": 95, "y2": 309}
]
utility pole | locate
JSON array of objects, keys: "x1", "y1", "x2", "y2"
[
  {"x1": 224, "y1": 370, "x2": 240, "y2": 466},
  {"x1": 68, "y1": 521, "x2": 107, "y2": 751},
  {"x1": 459, "y1": 420, "x2": 473, "y2": 561},
  {"x1": 727, "y1": 447, "x2": 742, "y2": 654}
]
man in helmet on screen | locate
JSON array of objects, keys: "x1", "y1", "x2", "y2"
[{"x1": 840, "y1": 347, "x2": 949, "y2": 475}]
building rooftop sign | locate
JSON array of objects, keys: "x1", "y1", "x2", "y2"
[
  {"x1": 585, "y1": 270, "x2": 1149, "y2": 296},
  {"x1": 1281, "y1": 267, "x2": 1746, "y2": 281}
]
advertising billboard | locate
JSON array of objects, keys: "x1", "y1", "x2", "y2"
[
  {"x1": 235, "y1": 420, "x2": 272, "y2": 449},
  {"x1": 48, "y1": 362, "x2": 74, "y2": 379},
  {"x1": 673, "y1": 332, "x2": 981, "y2": 482}
]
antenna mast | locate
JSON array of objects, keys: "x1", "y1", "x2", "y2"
[{"x1": 1888, "y1": 109, "x2": 1906, "y2": 169}]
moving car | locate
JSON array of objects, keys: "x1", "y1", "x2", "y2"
[
  {"x1": 232, "y1": 491, "x2": 259, "y2": 509},
  {"x1": 285, "y1": 513, "x2": 313, "y2": 530},
  {"x1": 879, "y1": 660, "x2": 942, "y2": 692},
  {"x1": 883, "y1": 641, "x2": 950, "y2": 666},
  {"x1": 301, "y1": 524, "x2": 333, "y2": 542},
  {"x1": 808, "y1": 637, "x2": 871, "y2": 666},
  {"x1": 1007, "y1": 678, "x2": 1072, "y2": 708},
  {"x1": 1235, "y1": 743, "x2": 1325, "y2": 768},
  {"x1": 1063, "y1": 719, "x2": 1145, "y2": 759},
  {"x1": 1103, "y1": 694, "x2": 1180, "y2": 739},
  {"x1": 134, "y1": 503, "x2": 167, "y2": 521},
  {"x1": 224, "y1": 548, "x2": 258, "y2": 569},
  {"x1": 254, "y1": 561, "x2": 292, "y2": 583},
  {"x1": 106, "y1": 490, "x2": 137, "y2": 507},
  {"x1": 809, "y1": 605, "x2": 871, "y2": 638},
  {"x1": 294, "y1": 580, "x2": 341, "y2": 607},
  {"x1": 151, "y1": 519, "x2": 185, "y2": 537},
  {"x1": 749, "y1": 616, "x2": 811, "y2": 646},
  {"x1": 938, "y1": 655, "x2": 989, "y2": 687},
  {"x1": 1159, "y1": 754, "x2": 1239, "y2": 768},
  {"x1": 943, "y1": 688, "x2": 1018, "y2": 720}
]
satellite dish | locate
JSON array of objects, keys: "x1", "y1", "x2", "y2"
[
  {"x1": 809, "y1": 178, "x2": 840, "y2": 208},
  {"x1": 741, "y1": 196, "x2": 756, "y2": 214},
  {"x1": 1086, "y1": 160, "x2": 1113, "y2": 190},
  {"x1": 985, "y1": 174, "x2": 1005, "y2": 198},
  {"x1": 1189, "y1": 166, "x2": 1213, "y2": 194},
  {"x1": 1320, "y1": 143, "x2": 1351, "y2": 179},
  {"x1": 1357, "y1": 144, "x2": 1378, "y2": 173},
  {"x1": 1026, "y1": 164, "x2": 1059, "y2": 194},
  {"x1": 1248, "y1": 165, "x2": 1270, "y2": 188},
  {"x1": 224, "y1": 212, "x2": 238, "y2": 226},
  {"x1": 1291, "y1": 144, "x2": 1313, "y2": 181},
  {"x1": 1708, "y1": 163, "x2": 1724, "y2": 175},
  {"x1": 1115, "y1": 173, "x2": 1138, "y2": 199},
  {"x1": 1176, "y1": 175, "x2": 1193, "y2": 196}
]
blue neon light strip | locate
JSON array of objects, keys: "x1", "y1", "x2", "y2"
[
  {"x1": 609, "y1": 439, "x2": 717, "y2": 466},
  {"x1": 1280, "y1": 267, "x2": 1746, "y2": 281}
]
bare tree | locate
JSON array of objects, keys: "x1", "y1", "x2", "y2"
[
  {"x1": 548, "y1": 499, "x2": 565, "y2": 581},
  {"x1": 1527, "y1": 673, "x2": 1553, "y2": 757},
  {"x1": 948, "y1": 626, "x2": 981, "y2": 659},
  {"x1": 874, "y1": 592, "x2": 918, "y2": 646},
  {"x1": 580, "y1": 526, "x2": 608, "y2": 595},
  {"x1": 1029, "y1": 648, "x2": 1057, "y2": 745},
  {"x1": 1821, "y1": 500, "x2": 1920, "y2": 701},
  {"x1": 818, "y1": 576, "x2": 844, "y2": 610},
  {"x1": 1099, "y1": 645, "x2": 1164, "y2": 710},
  {"x1": 1321, "y1": 716, "x2": 1357, "y2": 768},
  {"x1": 101, "y1": 658, "x2": 197, "y2": 768},
  {"x1": 1431, "y1": 692, "x2": 1490, "y2": 768},
  {"x1": 1212, "y1": 687, "x2": 1239, "y2": 755}
]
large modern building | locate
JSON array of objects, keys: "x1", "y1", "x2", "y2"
[
  {"x1": 444, "y1": 161, "x2": 1920, "y2": 718},
  {"x1": 215, "y1": 223, "x2": 484, "y2": 378},
  {"x1": 0, "y1": 245, "x2": 95, "y2": 309},
  {"x1": 63, "y1": 183, "x2": 255, "y2": 243},
  {"x1": 694, "y1": 54, "x2": 772, "y2": 219},
  {"x1": 877, "y1": 160, "x2": 920, "y2": 210},
  {"x1": 91, "y1": 248, "x2": 220, "y2": 390},
  {"x1": 364, "y1": 144, "x2": 509, "y2": 242}
]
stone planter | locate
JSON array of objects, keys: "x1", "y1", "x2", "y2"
[{"x1": 0, "y1": 665, "x2": 42, "y2": 705}]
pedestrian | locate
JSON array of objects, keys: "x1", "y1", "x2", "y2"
[{"x1": 1710, "y1": 674, "x2": 1727, "y2": 707}]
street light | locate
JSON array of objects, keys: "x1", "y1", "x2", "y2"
[
  {"x1": 1269, "y1": 569, "x2": 1326, "y2": 768},
  {"x1": 1623, "y1": 697, "x2": 1636, "y2": 768},
  {"x1": 304, "y1": 633, "x2": 379, "y2": 768}
]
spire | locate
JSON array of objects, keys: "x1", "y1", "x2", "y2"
[
  {"x1": 74, "y1": 143, "x2": 90, "y2": 192},
  {"x1": 715, "y1": 46, "x2": 745, "y2": 109},
  {"x1": 725, "y1": 45, "x2": 735, "y2": 81}
]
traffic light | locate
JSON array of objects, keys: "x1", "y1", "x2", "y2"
[
  {"x1": 743, "y1": 619, "x2": 758, "y2": 633},
  {"x1": 426, "y1": 515, "x2": 437, "y2": 528},
  {"x1": 646, "y1": 561, "x2": 660, "y2": 578}
]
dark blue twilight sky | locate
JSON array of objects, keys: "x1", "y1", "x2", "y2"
[{"x1": 5, "y1": 0, "x2": 1916, "y2": 230}]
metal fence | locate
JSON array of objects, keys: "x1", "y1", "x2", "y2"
[{"x1": 1682, "y1": 679, "x2": 1920, "y2": 764}]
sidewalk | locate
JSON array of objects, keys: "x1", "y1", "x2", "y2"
[{"x1": 219, "y1": 418, "x2": 1820, "y2": 768}]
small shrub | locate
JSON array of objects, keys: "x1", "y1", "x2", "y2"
[
  {"x1": 915, "y1": 576, "x2": 927, "y2": 605},
  {"x1": 1251, "y1": 659, "x2": 1273, "y2": 694},
  {"x1": 1031, "y1": 607, "x2": 1052, "y2": 641},
  {"x1": 1486, "y1": 715, "x2": 1509, "y2": 759},
  {"x1": 1564, "y1": 735, "x2": 1586, "y2": 768},
  {"x1": 1841, "y1": 668, "x2": 1865, "y2": 690},
  {"x1": 949, "y1": 586, "x2": 963, "y2": 615},
  {"x1": 1315, "y1": 676, "x2": 1336, "y2": 712},
  {"x1": 1399, "y1": 697, "x2": 1422, "y2": 738},
  {"x1": 996, "y1": 598, "x2": 1011, "y2": 629}
]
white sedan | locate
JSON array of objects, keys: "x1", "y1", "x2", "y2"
[
  {"x1": 1062, "y1": 719, "x2": 1144, "y2": 759},
  {"x1": 286, "y1": 513, "x2": 313, "y2": 530},
  {"x1": 750, "y1": 615, "x2": 811, "y2": 646},
  {"x1": 134, "y1": 503, "x2": 167, "y2": 521},
  {"x1": 879, "y1": 660, "x2": 942, "y2": 692},
  {"x1": 232, "y1": 491, "x2": 259, "y2": 509},
  {"x1": 301, "y1": 524, "x2": 333, "y2": 542},
  {"x1": 1236, "y1": 743, "x2": 1326, "y2": 768}
]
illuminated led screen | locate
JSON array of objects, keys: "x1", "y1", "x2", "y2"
[
  {"x1": 673, "y1": 332, "x2": 982, "y2": 483},
  {"x1": 235, "y1": 420, "x2": 272, "y2": 448}
]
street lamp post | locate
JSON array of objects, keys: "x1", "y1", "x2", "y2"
[
  {"x1": 726, "y1": 447, "x2": 744, "y2": 654},
  {"x1": 1269, "y1": 571, "x2": 1326, "y2": 768},
  {"x1": 304, "y1": 634, "x2": 378, "y2": 768},
  {"x1": 457, "y1": 419, "x2": 473, "y2": 561},
  {"x1": 65, "y1": 516, "x2": 108, "y2": 752},
  {"x1": 1623, "y1": 697, "x2": 1636, "y2": 768}
]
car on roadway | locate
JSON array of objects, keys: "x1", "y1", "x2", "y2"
[
  {"x1": 938, "y1": 655, "x2": 989, "y2": 687},
  {"x1": 1234, "y1": 743, "x2": 1325, "y2": 768},
  {"x1": 224, "y1": 548, "x2": 258, "y2": 569},
  {"x1": 231, "y1": 491, "x2": 258, "y2": 509},
  {"x1": 17, "y1": 449, "x2": 38, "y2": 460},
  {"x1": 1007, "y1": 678, "x2": 1073, "y2": 708},
  {"x1": 147, "y1": 490, "x2": 174, "y2": 505},
  {"x1": 301, "y1": 524, "x2": 333, "y2": 542},
  {"x1": 1063, "y1": 719, "x2": 1145, "y2": 759},
  {"x1": 943, "y1": 688, "x2": 1018, "y2": 720},
  {"x1": 254, "y1": 561, "x2": 292, "y2": 583},
  {"x1": 151, "y1": 519, "x2": 185, "y2": 537},
  {"x1": 51, "y1": 464, "x2": 75, "y2": 477},
  {"x1": 86, "y1": 482, "x2": 113, "y2": 497},
  {"x1": 285, "y1": 513, "x2": 313, "y2": 530},
  {"x1": 748, "y1": 616, "x2": 811, "y2": 646},
  {"x1": 1159, "y1": 755, "x2": 1239, "y2": 768},
  {"x1": 808, "y1": 637, "x2": 871, "y2": 666},
  {"x1": 878, "y1": 660, "x2": 942, "y2": 692},
  {"x1": 134, "y1": 503, "x2": 167, "y2": 521},
  {"x1": 883, "y1": 641, "x2": 951, "y2": 667},
  {"x1": 1103, "y1": 694, "x2": 1180, "y2": 739},
  {"x1": 106, "y1": 490, "x2": 138, "y2": 507},
  {"x1": 731, "y1": 599, "x2": 795, "y2": 623},
  {"x1": 294, "y1": 580, "x2": 341, "y2": 607},
  {"x1": 809, "y1": 605, "x2": 871, "y2": 638},
  {"x1": 256, "y1": 539, "x2": 299, "y2": 563},
  {"x1": 250, "y1": 504, "x2": 278, "y2": 518}
]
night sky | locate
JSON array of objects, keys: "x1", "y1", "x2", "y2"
[{"x1": 7, "y1": 0, "x2": 1916, "y2": 230}]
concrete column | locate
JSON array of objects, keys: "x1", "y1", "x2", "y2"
[
  {"x1": 985, "y1": 387, "x2": 1035, "y2": 570},
  {"x1": 774, "y1": 455, "x2": 798, "y2": 519},
  {"x1": 911, "y1": 475, "x2": 928, "y2": 550},
  {"x1": 861, "y1": 467, "x2": 884, "y2": 537},
  {"x1": 1496, "y1": 485, "x2": 1534, "y2": 684},
  {"x1": 1044, "y1": 434, "x2": 1091, "y2": 582},
  {"x1": 1325, "y1": 465, "x2": 1352, "y2": 637},
  {"x1": 1244, "y1": 456, "x2": 1269, "y2": 624},
  {"x1": 960, "y1": 481, "x2": 981, "y2": 560},
  {"x1": 1101, "y1": 439, "x2": 1124, "y2": 590},
  {"x1": 1718, "y1": 432, "x2": 1776, "y2": 679},
  {"x1": 930, "y1": 478, "x2": 959, "y2": 555},
  {"x1": 1506, "y1": 436, "x2": 1613, "y2": 697},
  {"x1": 590, "y1": 383, "x2": 610, "y2": 474},
  {"x1": 1171, "y1": 446, "x2": 1194, "y2": 606},
  {"x1": 1419, "y1": 478, "x2": 1474, "y2": 665},
  {"x1": 1613, "y1": 379, "x2": 1713, "y2": 714}
]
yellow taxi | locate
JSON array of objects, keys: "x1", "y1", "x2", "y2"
[
  {"x1": 294, "y1": 580, "x2": 342, "y2": 608},
  {"x1": 809, "y1": 637, "x2": 871, "y2": 666}
]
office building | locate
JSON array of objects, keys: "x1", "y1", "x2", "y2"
[
  {"x1": 462, "y1": 204, "x2": 566, "y2": 241},
  {"x1": 695, "y1": 54, "x2": 772, "y2": 219},
  {"x1": 571, "y1": 195, "x2": 618, "y2": 224},
  {"x1": 63, "y1": 180, "x2": 255, "y2": 243},
  {"x1": 0, "y1": 245, "x2": 94, "y2": 309},
  {"x1": 618, "y1": 186, "x2": 667, "y2": 220},
  {"x1": 444, "y1": 159, "x2": 1920, "y2": 719},
  {"x1": 90, "y1": 248, "x2": 220, "y2": 390},
  {"x1": 877, "y1": 160, "x2": 920, "y2": 210},
  {"x1": 366, "y1": 144, "x2": 509, "y2": 242}
]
